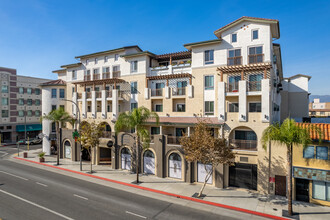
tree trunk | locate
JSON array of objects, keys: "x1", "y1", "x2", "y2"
[
  {"x1": 287, "y1": 144, "x2": 293, "y2": 216},
  {"x1": 198, "y1": 165, "x2": 212, "y2": 197},
  {"x1": 89, "y1": 147, "x2": 93, "y2": 174},
  {"x1": 135, "y1": 131, "x2": 139, "y2": 184}
]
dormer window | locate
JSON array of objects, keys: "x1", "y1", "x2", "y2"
[
  {"x1": 252, "y1": 30, "x2": 259, "y2": 40},
  {"x1": 115, "y1": 54, "x2": 119, "y2": 61},
  {"x1": 72, "y1": 70, "x2": 77, "y2": 80},
  {"x1": 204, "y1": 50, "x2": 214, "y2": 65},
  {"x1": 104, "y1": 56, "x2": 108, "y2": 62},
  {"x1": 95, "y1": 58, "x2": 98, "y2": 64},
  {"x1": 231, "y1": 33, "x2": 237, "y2": 43}
]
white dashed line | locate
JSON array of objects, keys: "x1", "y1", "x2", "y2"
[
  {"x1": 73, "y1": 194, "x2": 88, "y2": 200},
  {"x1": 0, "y1": 170, "x2": 28, "y2": 181},
  {"x1": 125, "y1": 211, "x2": 147, "y2": 219},
  {"x1": 36, "y1": 182, "x2": 48, "y2": 187}
]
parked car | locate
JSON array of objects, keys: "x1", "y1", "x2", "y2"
[{"x1": 24, "y1": 138, "x2": 42, "y2": 145}]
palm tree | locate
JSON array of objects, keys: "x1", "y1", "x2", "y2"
[
  {"x1": 41, "y1": 108, "x2": 73, "y2": 165},
  {"x1": 115, "y1": 106, "x2": 159, "y2": 184},
  {"x1": 261, "y1": 118, "x2": 314, "y2": 216}
]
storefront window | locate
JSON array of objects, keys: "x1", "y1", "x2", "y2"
[{"x1": 313, "y1": 181, "x2": 330, "y2": 201}]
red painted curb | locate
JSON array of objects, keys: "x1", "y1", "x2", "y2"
[{"x1": 14, "y1": 157, "x2": 288, "y2": 220}]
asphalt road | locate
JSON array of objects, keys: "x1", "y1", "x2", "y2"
[
  {"x1": 0, "y1": 144, "x2": 42, "y2": 159},
  {"x1": 0, "y1": 146, "x2": 265, "y2": 220}
]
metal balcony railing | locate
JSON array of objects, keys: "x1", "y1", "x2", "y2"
[
  {"x1": 103, "y1": 72, "x2": 110, "y2": 79},
  {"x1": 248, "y1": 54, "x2": 264, "y2": 64},
  {"x1": 167, "y1": 136, "x2": 183, "y2": 145},
  {"x1": 172, "y1": 87, "x2": 186, "y2": 96},
  {"x1": 113, "y1": 71, "x2": 121, "y2": 78},
  {"x1": 248, "y1": 81, "x2": 262, "y2": 91},
  {"x1": 77, "y1": 93, "x2": 82, "y2": 99},
  {"x1": 86, "y1": 92, "x2": 92, "y2": 99},
  {"x1": 106, "y1": 90, "x2": 112, "y2": 98},
  {"x1": 151, "y1": 89, "x2": 163, "y2": 97},
  {"x1": 95, "y1": 91, "x2": 102, "y2": 98},
  {"x1": 227, "y1": 56, "x2": 242, "y2": 66},
  {"x1": 84, "y1": 75, "x2": 91, "y2": 81},
  {"x1": 229, "y1": 139, "x2": 257, "y2": 151},
  {"x1": 227, "y1": 82, "x2": 239, "y2": 92},
  {"x1": 93, "y1": 74, "x2": 100, "y2": 80}
]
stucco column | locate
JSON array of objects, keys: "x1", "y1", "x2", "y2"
[
  {"x1": 91, "y1": 91, "x2": 96, "y2": 119},
  {"x1": 218, "y1": 82, "x2": 226, "y2": 121},
  {"x1": 112, "y1": 89, "x2": 118, "y2": 120},
  {"x1": 165, "y1": 86, "x2": 170, "y2": 99},
  {"x1": 72, "y1": 92, "x2": 77, "y2": 115},
  {"x1": 101, "y1": 90, "x2": 106, "y2": 119},
  {"x1": 144, "y1": 88, "x2": 149, "y2": 100},
  {"x1": 187, "y1": 127, "x2": 191, "y2": 137},
  {"x1": 188, "y1": 85, "x2": 193, "y2": 98},
  {"x1": 262, "y1": 79, "x2": 270, "y2": 122},
  {"x1": 159, "y1": 126, "x2": 163, "y2": 135},
  {"x1": 82, "y1": 92, "x2": 87, "y2": 118},
  {"x1": 239, "y1": 80, "x2": 247, "y2": 122},
  {"x1": 42, "y1": 88, "x2": 51, "y2": 155}
]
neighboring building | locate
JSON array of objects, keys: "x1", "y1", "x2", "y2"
[
  {"x1": 42, "y1": 17, "x2": 311, "y2": 194},
  {"x1": 0, "y1": 67, "x2": 50, "y2": 143},
  {"x1": 309, "y1": 98, "x2": 330, "y2": 117},
  {"x1": 293, "y1": 123, "x2": 330, "y2": 206}
]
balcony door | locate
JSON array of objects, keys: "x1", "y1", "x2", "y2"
[
  {"x1": 248, "y1": 74, "x2": 263, "y2": 91},
  {"x1": 228, "y1": 76, "x2": 241, "y2": 92},
  {"x1": 235, "y1": 130, "x2": 257, "y2": 141},
  {"x1": 156, "y1": 83, "x2": 165, "y2": 89}
]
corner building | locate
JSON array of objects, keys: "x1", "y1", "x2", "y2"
[{"x1": 42, "y1": 17, "x2": 310, "y2": 195}]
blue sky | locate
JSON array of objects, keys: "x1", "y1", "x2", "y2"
[{"x1": 0, "y1": 0, "x2": 329, "y2": 95}]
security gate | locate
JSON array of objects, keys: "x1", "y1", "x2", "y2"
[
  {"x1": 64, "y1": 141, "x2": 71, "y2": 159},
  {"x1": 143, "y1": 150, "x2": 155, "y2": 174},
  {"x1": 168, "y1": 153, "x2": 182, "y2": 179},
  {"x1": 197, "y1": 162, "x2": 213, "y2": 184},
  {"x1": 121, "y1": 148, "x2": 131, "y2": 170}
]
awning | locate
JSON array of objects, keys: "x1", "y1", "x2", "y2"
[{"x1": 16, "y1": 124, "x2": 42, "y2": 132}]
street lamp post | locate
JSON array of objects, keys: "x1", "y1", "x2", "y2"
[{"x1": 62, "y1": 99, "x2": 82, "y2": 171}]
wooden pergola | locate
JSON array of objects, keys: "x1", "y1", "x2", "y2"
[
  {"x1": 72, "y1": 78, "x2": 126, "y2": 91},
  {"x1": 217, "y1": 63, "x2": 272, "y2": 81},
  {"x1": 156, "y1": 51, "x2": 191, "y2": 64},
  {"x1": 146, "y1": 73, "x2": 192, "y2": 87}
]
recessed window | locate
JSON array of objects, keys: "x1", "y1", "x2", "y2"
[
  {"x1": 205, "y1": 101, "x2": 214, "y2": 115},
  {"x1": 27, "y1": 88, "x2": 32, "y2": 94},
  {"x1": 103, "y1": 67, "x2": 110, "y2": 73},
  {"x1": 59, "y1": 89, "x2": 65, "y2": 98},
  {"x1": 176, "y1": 104, "x2": 186, "y2": 112},
  {"x1": 151, "y1": 127, "x2": 160, "y2": 135},
  {"x1": 249, "y1": 103, "x2": 261, "y2": 112},
  {"x1": 19, "y1": 99, "x2": 24, "y2": 105},
  {"x1": 131, "y1": 61, "x2": 138, "y2": 72},
  {"x1": 231, "y1": 33, "x2": 237, "y2": 43},
  {"x1": 72, "y1": 70, "x2": 77, "y2": 80},
  {"x1": 51, "y1": 89, "x2": 57, "y2": 98},
  {"x1": 252, "y1": 30, "x2": 259, "y2": 40},
  {"x1": 104, "y1": 56, "x2": 108, "y2": 62},
  {"x1": 204, "y1": 75, "x2": 214, "y2": 90},
  {"x1": 18, "y1": 110, "x2": 24, "y2": 117},
  {"x1": 35, "y1": 99, "x2": 40, "y2": 106},
  {"x1": 229, "y1": 103, "x2": 239, "y2": 112},
  {"x1": 204, "y1": 50, "x2": 214, "y2": 65},
  {"x1": 228, "y1": 49, "x2": 242, "y2": 65},
  {"x1": 1, "y1": 110, "x2": 9, "y2": 117},
  {"x1": 95, "y1": 58, "x2": 98, "y2": 64},
  {"x1": 86, "y1": 59, "x2": 89, "y2": 65},
  {"x1": 19, "y1": 87, "x2": 24, "y2": 94},
  {"x1": 131, "y1": 82, "x2": 138, "y2": 94},
  {"x1": 249, "y1": 46, "x2": 263, "y2": 64},
  {"x1": 1, "y1": 85, "x2": 8, "y2": 93},
  {"x1": 35, "y1": 110, "x2": 40, "y2": 117},
  {"x1": 303, "y1": 146, "x2": 315, "y2": 159},
  {"x1": 107, "y1": 104, "x2": 112, "y2": 112},
  {"x1": 27, "y1": 110, "x2": 32, "y2": 117},
  {"x1": 51, "y1": 105, "x2": 56, "y2": 111},
  {"x1": 35, "y1": 88, "x2": 40, "y2": 95},
  {"x1": 228, "y1": 76, "x2": 241, "y2": 92},
  {"x1": 131, "y1": 102, "x2": 138, "y2": 110},
  {"x1": 155, "y1": 104, "x2": 163, "y2": 112},
  {"x1": 316, "y1": 146, "x2": 329, "y2": 160},
  {"x1": 1, "y1": 98, "x2": 8, "y2": 105},
  {"x1": 115, "y1": 54, "x2": 119, "y2": 61},
  {"x1": 27, "y1": 99, "x2": 32, "y2": 106}
]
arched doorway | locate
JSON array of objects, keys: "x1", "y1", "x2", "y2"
[
  {"x1": 168, "y1": 152, "x2": 182, "y2": 179},
  {"x1": 143, "y1": 150, "x2": 155, "y2": 174},
  {"x1": 121, "y1": 147, "x2": 131, "y2": 170},
  {"x1": 64, "y1": 140, "x2": 71, "y2": 159}
]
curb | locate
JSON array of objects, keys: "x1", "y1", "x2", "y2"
[{"x1": 14, "y1": 157, "x2": 289, "y2": 220}]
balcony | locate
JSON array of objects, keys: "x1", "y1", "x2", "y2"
[
  {"x1": 229, "y1": 139, "x2": 257, "y2": 151},
  {"x1": 227, "y1": 82, "x2": 239, "y2": 92},
  {"x1": 248, "y1": 54, "x2": 264, "y2": 64},
  {"x1": 86, "y1": 92, "x2": 92, "y2": 99},
  {"x1": 172, "y1": 87, "x2": 185, "y2": 96},
  {"x1": 84, "y1": 75, "x2": 91, "y2": 81},
  {"x1": 113, "y1": 71, "x2": 121, "y2": 78},
  {"x1": 167, "y1": 136, "x2": 183, "y2": 145},
  {"x1": 227, "y1": 56, "x2": 242, "y2": 66},
  {"x1": 103, "y1": 72, "x2": 110, "y2": 79},
  {"x1": 95, "y1": 91, "x2": 102, "y2": 98},
  {"x1": 93, "y1": 74, "x2": 100, "y2": 80},
  {"x1": 149, "y1": 63, "x2": 191, "y2": 77},
  {"x1": 248, "y1": 81, "x2": 262, "y2": 92},
  {"x1": 106, "y1": 90, "x2": 112, "y2": 98},
  {"x1": 151, "y1": 89, "x2": 163, "y2": 97}
]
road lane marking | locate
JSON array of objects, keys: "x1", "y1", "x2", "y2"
[
  {"x1": 0, "y1": 189, "x2": 74, "y2": 220},
  {"x1": 125, "y1": 211, "x2": 147, "y2": 219},
  {"x1": 0, "y1": 152, "x2": 8, "y2": 158},
  {"x1": 73, "y1": 194, "x2": 88, "y2": 200},
  {"x1": 0, "y1": 171, "x2": 28, "y2": 181},
  {"x1": 36, "y1": 182, "x2": 48, "y2": 187}
]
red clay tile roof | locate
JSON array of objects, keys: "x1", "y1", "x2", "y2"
[
  {"x1": 297, "y1": 123, "x2": 330, "y2": 141},
  {"x1": 41, "y1": 79, "x2": 66, "y2": 86},
  {"x1": 147, "y1": 117, "x2": 223, "y2": 126}
]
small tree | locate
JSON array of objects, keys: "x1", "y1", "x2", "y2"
[
  {"x1": 115, "y1": 106, "x2": 159, "y2": 184},
  {"x1": 79, "y1": 122, "x2": 105, "y2": 173},
  {"x1": 41, "y1": 108, "x2": 73, "y2": 164},
  {"x1": 261, "y1": 118, "x2": 319, "y2": 216},
  {"x1": 180, "y1": 119, "x2": 235, "y2": 197}
]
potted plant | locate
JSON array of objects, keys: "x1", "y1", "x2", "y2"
[{"x1": 38, "y1": 152, "x2": 45, "y2": 163}]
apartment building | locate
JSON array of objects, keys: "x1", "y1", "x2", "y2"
[
  {"x1": 42, "y1": 17, "x2": 310, "y2": 194},
  {"x1": 0, "y1": 67, "x2": 50, "y2": 143},
  {"x1": 309, "y1": 98, "x2": 330, "y2": 117}
]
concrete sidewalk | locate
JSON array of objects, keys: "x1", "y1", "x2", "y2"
[{"x1": 12, "y1": 149, "x2": 330, "y2": 220}]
